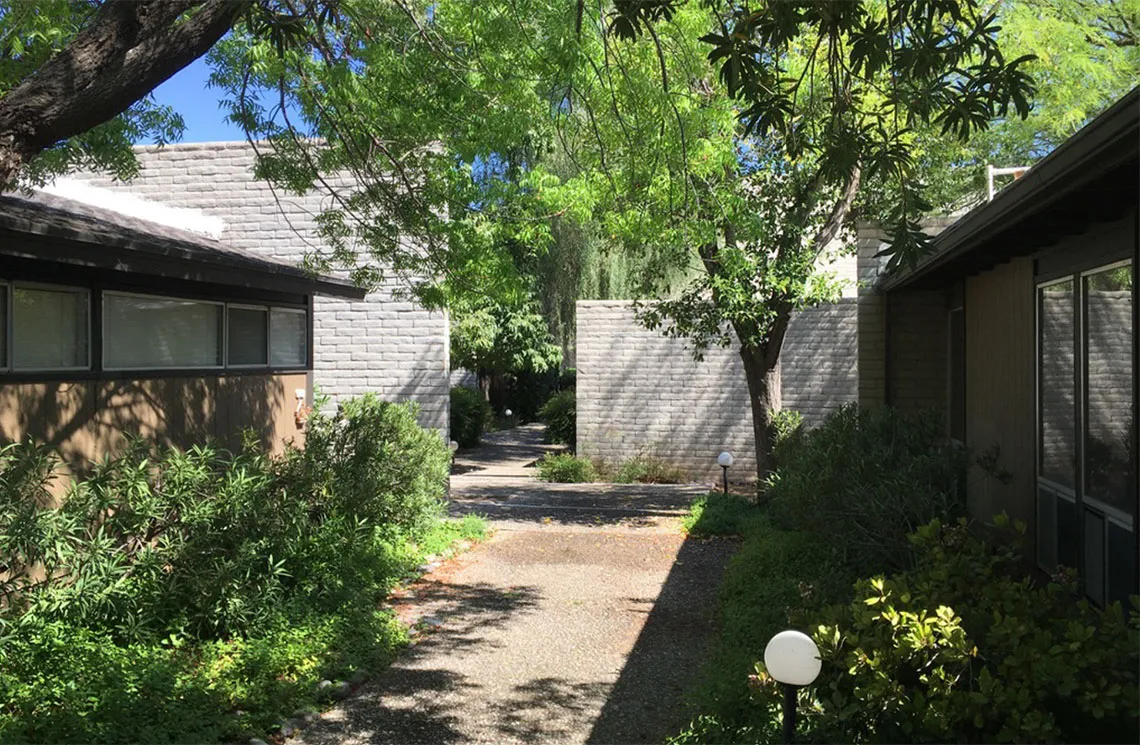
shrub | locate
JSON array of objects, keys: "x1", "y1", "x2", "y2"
[
  {"x1": 750, "y1": 517, "x2": 1140, "y2": 744},
  {"x1": 539, "y1": 389, "x2": 576, "y2": 447},
  {"x1": 765, "y1": 403, "x2": 968, "y2": 574},
  {"x1": 0, "y1": 396, "x2": 479, "y2": 742},
  {"x1": 615, "y1": 454, "x2": 686, "y2": 484},
  {"x1": 536, "y1": 452, "x2": 596, "y2": 483},
  {"x1": 450, "y1": 386, "x2": 491, "y2": 447}
]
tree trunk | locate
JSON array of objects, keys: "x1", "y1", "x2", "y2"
[
  {"x1": 0, "y1": 0, "x2": 247, "y2": 188},
  {"x1": 740, "y1": 343, "x2": 781, "y2": 488}
]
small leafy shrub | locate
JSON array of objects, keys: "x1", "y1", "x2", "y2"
[
  {"x1": 683, "y1": 493, "x2": 763, "y2": 536},
  {"x1": 749, "y1": 517, "x2": 1140, "y2": 744},
  {"x1": 765, "y1": 403, "x2": 968, "y2": 574},
  {"x1": 536, "y1": 452, "x2": 596, "y2": 483},
  {"x1": 450, "y1": 386, "x2": 491, "y2": 447},
  {"x1": 615, "y1": 454, "x2": 686, "y2": 484},
  {"x1": 540, "y1": 389, "x2": 576, "y2": 447}
]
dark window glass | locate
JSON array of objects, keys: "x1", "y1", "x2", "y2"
[
  {"x1": 269, "y1": 308, "x2": 307, "y2": 367},
  {"x1": 1037, "y1": 487, "x2": 1057, "y2": 569},
  {"x1": 105, "y1": 294, "x2": 222, "y2": 369},
  {"x1": 1083, "y1": 264, "x2": 1134, "y2": 511},
  {"x1": 1058, "y1": 496, "x2": 1078, "y2": 569},
  {"x1": 228, "y1": 307, "x2": 268, "y2": 366},
  {"x1": 1084, "y1": 510, "x2": 1106, "y2": 607},
  {"x1": 1039, "y1": 281, "x2": 1076, "y2": 487},
  {"x1": 1107, "y1": 522, "x2": 1137, "y2": 605}
]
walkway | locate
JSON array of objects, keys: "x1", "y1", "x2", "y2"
[{"x1": 299, "y1": 425, "x2": 735, "y2": 745}]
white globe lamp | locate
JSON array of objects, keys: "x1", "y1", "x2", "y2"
[{"x1": 764, "y1": 630, "x2": 821, "y2": 743}]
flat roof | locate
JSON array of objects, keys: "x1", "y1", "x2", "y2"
[
  {"x1": 883, "y1": 86, "x2": 1139, "y2": 291},
  {"x1": 0, "y1": 189, "x2": 366, "y2": 300}
]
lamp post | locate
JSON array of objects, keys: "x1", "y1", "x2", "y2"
[
  {"x1": 764, "y1": 630, "x2": 821, "y2": 744},
  {"x1": 717, "y1": 451, "x2": 733, "y2": 494}
]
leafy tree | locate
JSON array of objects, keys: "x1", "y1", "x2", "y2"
[{"x1": 450, "y1": 297, "x2": 563, "y2": 390}]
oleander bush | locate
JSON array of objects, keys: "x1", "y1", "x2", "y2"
[
  {"x1": 539, "y1": 389, "x2": 576, "y2": 447},
  {"x1": 450, "y1": 386, "x2": 492, "y2": 448},
  {"x1": 0, "y1": 395, "x2": 482, "y2": 743},
  {"x1": 765, "y1": 403, "x2": 968, "y2": 574},
  {"x1": 536, "y1": 452, "x2": 595, "y2": 483}
]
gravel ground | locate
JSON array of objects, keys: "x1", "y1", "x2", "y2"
[{"x1": 297, "y1": 425, "x2": 735, "y2": 745}]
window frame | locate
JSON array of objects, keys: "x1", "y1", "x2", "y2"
[
  {"x1": 102, "y1": 289, "x2": 226, "y2": 373},
  {"x1": 7, "y1": 280, "x2": 92, "y2": 373}
]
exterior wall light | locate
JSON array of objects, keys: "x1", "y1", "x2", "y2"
[
  {"x1": 717, "y1": 451, "x2": 733, "y2": 494},
  {"x1": 764, "y1": 629, "x2": 822, "y2": 743}
]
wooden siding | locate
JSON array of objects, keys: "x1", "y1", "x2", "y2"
[
  {"x1": 964, "y1": 258, "x2": 1036, "y2": 538},
  {"x1": 0, "y1": 373, "x2": 307, "y2": 483},
  {"x1": 887, "y1": 289, "x2": 949, "y2": 411}
]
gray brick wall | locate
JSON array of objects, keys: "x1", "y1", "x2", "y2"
[
  {"x1": 76, "y1": 142, "x2": 449, "y2": 432},
  {"x1": 575, "y1": 299, "x2": 858, "y2": 480}
]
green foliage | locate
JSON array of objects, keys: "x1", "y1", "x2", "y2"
[
  {"x1": 539, "y1": 389, "x2": 576, "y2": 447},
  {"x1": 765, "y1": 404, "x2": 968, "y2": 575},
  {"x1": 750, "y1": 518, "x2": 1140, "y2": 744},
  {"x1": 670, "y1": 515, "x2": 855, "y2": 745},
  {"x1": 450, "y1": 386, "x2": 492, "y2": 448},
  {"x1": 450, "y1": 299, "x2": 562, "y2": 381},
  {"x1": 615, "y1": 454, "x2": 686, "y2": 484},
  {"x1": 682, "y1": 493, "x2": 763, "y2": 537},
  {"x1": 536, "y1": 453, "x2": 596, "y2": 483},
  {"x1": 0, "y1": 397, "x2": 477, "y2": 743}
]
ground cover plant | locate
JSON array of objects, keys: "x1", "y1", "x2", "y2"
[
  {"x1": 535, "y1": 452, "x2": 595, "y2": 483},
  {"x1": 0, "y1": 395, "x2": 485, "y2": 743}
]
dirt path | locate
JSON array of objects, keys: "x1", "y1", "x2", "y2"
[{"x1": 298, "y1": 425, "x2": 734, "y2": 745}]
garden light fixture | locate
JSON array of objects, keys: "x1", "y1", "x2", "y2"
[
  {"x1": 449, "y1": 440, "x2": 459, "y2": 454},
  {"x1": 504, "y1": 409, "x2": 513, "y2": 417},
  {"x1": 764, "y1": 630, "x2": 821, "y2": 744},
  {"x1": 717, "y1": 451, "x2": 733, "y2": 494}
]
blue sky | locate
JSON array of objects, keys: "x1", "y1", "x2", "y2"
[{"x1": 146, "y1": 58, "x2": 245, "y2": 143}]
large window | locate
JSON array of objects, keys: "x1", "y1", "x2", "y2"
[
  {"x1": 104, "y1": 293, "x2": 224, "y2": 370},
  {"x1": 1037, "y1": 260, "x2": 1136, "y2": 606},
  {"x1": 0, "y1": 281, "x2": 309, "y2": 375},
  {"x1": 9, "y1": 284, "x2": 89, "y2": 371}
]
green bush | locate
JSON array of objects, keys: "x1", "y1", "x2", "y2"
[
  {"x1": 539, "y1": 389, "x2": 576, "y2": 447},
  {"x1": 0, "y1": 395, "x2": 480, "y2": 743},
  {"x1": 615, "y1": 454, "x2": 686, "y2": 484},
  {"x1": 450, "y1": 386, "x2": 491, "y2": 447},
  {"x1": 750, "y1": 517, "x2": 1140, "y2": 744},
  {"x1": 536, "y1": 452, "x2": 596, "y2": 483},
  {"x1": 765, "y1": 403, "x2": 968, "y2": 574}
]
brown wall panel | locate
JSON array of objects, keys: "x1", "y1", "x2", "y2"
[
  {"x1": 964, "y1": 258, "x2": 1036, "y2": 537},
  {"x1": 0, "y1": 374, "x2": 304, "y2": 481}
]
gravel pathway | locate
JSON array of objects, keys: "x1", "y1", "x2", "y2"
[{"x1": 298, "y1": 425, "x2": 735, "y2": 745}]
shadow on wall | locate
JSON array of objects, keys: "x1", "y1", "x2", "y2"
[{"x1": 0, "y1": 375, "x2": 296, "y2": 481}]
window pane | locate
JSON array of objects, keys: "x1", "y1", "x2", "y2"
[
  {"x1": 13, "y1": 286, "x2": 88, "y2": 369},
  {"x1": 1039, "y1": 280, "x2": 1076, "y2": 487},
  {"x1": 1084, "y1": 510, "x2": 1106, "y2": 607},
  {"x1": 270, "y1": 308, "x2": 307, "y2": 367},
  {"x1": 1037, "y1": 487, "x2": 1057, "y2": 570},
  {"x1": 228, "y1": 307, "x2": 268, "y2": 366},
  {"x1": 1083, "y1": 264, "x2": 1134, "y2": 511},
  {"x1": 1107, "y1": 522, "x2": 1137, "y2": 605},
  {"x1": 105, "y1": 294, "x2": 222, "y2": 369}
]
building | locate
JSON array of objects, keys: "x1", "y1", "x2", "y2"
[
  {"x1": 75, "y1": 141, "x2": 451, "y2": 433},
  {"x1": 0, "y1": 187, "x2": 364, "y2": 474},
  {"x1": 858, "y1": 87, "x2": 1138, "y2": 605}
]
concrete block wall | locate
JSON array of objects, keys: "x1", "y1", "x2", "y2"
[
  {"x1": 575, "y1": 299, "x2": 858, "y2": 481},
  {"x1": 76, "y1": 142, "x2": 449, "y2": 432}
]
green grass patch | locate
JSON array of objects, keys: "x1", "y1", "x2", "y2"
[{"x1": 682, "y1": 492, "x2": 764, "y2": 536}]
